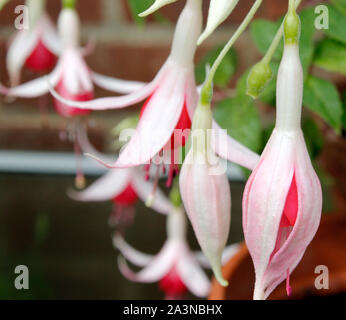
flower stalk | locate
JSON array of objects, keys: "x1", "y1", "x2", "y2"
[
  {"x1": 246, "y1": 0, "x2": 303, "y2": 99},
  {"x1": 63, "y1": 0, "x2": 76, "y2": 9},
  {"x1": 201, "y1": 0, "x2": 263, "y2": 98}
]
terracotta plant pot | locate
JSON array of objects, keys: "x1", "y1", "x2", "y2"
[{"x1": 209, "y1": 215, "x2": 346, "y2": 300}]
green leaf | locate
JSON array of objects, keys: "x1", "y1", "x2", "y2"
[
  {"x1": 128, "y1": 0, "x2": 154, "y2": 26},
  {"x1": 302, "y1": 118, "x2": 324, "y2": 159},
  {"x1": 250, "y1": 19, "x2": 283, "y2": 60},
  {"x1": 299, "y1": 8, "x2": 316, "y2": 76},
  {"x1": 314, "y1": 39, "x2": 346, "y2": 75},
  {"x1": 331, "y1": 0, "x2": 346, "y2": 16},
  {"x1": 213, "y1": 95, "x2": 262, "y2": 153},
  {"x1": 324, "y1": 5, "x2": 346, "y2": 44},
  {"x1": 195, "y1": 46, "x2": 237, "y2": 87},
  {"x1": 303, "y1": 76, "x2": 343, "y2": 133}
]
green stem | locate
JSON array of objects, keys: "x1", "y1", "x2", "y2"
[
  {"x1": 201, "y1": 0, "x2": 263, "y2": 101},
  {"x1": 63, "y1": 0, "x2": 76, "y2": 9},
  {"x1": 170, "y1": 178, "x2": 182, "y2": 208},
  {"x1": 262, "y1": 0, "x2": 302, "y2": 64},
  {"x1": 0, "y1": 0, "x2": 10, "y2": 10}
]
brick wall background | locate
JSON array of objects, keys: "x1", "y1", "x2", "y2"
[{"x1": 0, "y1": 0, "x2": 316, "y2": 152}]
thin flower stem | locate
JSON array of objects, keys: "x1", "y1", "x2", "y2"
[
  {"x1": 170, "y1": 177, "x2": 182, "y2": 208},
  {"x1": 262, "y1": 0, "x2": 302, "y2": 64},
  {"x1": 0, "y1": 0, "x2": 9, "y2": 10},
  {"x1": 202, "y1": 0, "x2": 264, "y2": 102}
]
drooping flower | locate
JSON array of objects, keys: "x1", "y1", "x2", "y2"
[
  {"x1": 6, "y1": 0, "x2": 60, "y2": 87},
  {"x1": 1, "y1": 6, "x2": 145, "y2": 118},
  {"x1": 115, "y1": 207, "x2": 239, "y2": 299},
  {"x1": 242, "y1": 5, "x2": 322, "y2": 300},
  {"x1": 49, "y1": 0, "x2": 260, "y2": 184},
  {"x1": 70, "y1": 167, "x2": 174, "y2": 227},
  {"x1": 179, "y1": 86, "x2": 242, "y2": 287},
  {"x1": 69, "y1": 122, "x2": 173, "y2": 227}
]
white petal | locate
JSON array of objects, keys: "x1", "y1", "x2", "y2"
[
  {"x1": 92, "y1": 72, "x2": 146, "y2": 94},
  {"x1": 6, "y1": 29, "x2": 40, "y2": 86},
  {"x1": 48, "y1": 61, "x2": 168, "y2": 110},
  {"x1": 194, "y1": 242, "x2": 241, "y2": 268},
  {"x1": 179, "y1": 150, "x2": 231, "y2": 286},
  {"x1": 185, "y1": 71, "x2": 199, "y2": 120},
  {"x1": 221, "y1": 243, "x2": 241, "y2": 265},
  {"x1": 41, "y1": 14, "x2": 62, "y2": 55},
  {"x1": 139, "y1": 0, "x2": 178, "y2": 17},
  {"x1": 3, "y1": 65, "x2": 61, "y2": 97},
  {"x1": 113, "y1": 234, "x2": 153, "y2": 267},
  {"x1": 118, "y1": 241, "x2": 178, "y2": 283},
  {"x1": 76, "y1": 122, "x2": 116, "y2": 164},
  {"x1": 211, "y1": 120, "x2": 260, "y2": 170},
  {"x1": 131, "y1": 169, "x2": 173, "y2": 215},
  {"x1": 113, "y1": 65, "x2": 186, "y2": 167},
  {"x1": 68, "y1": 168, "x2": 132, "y2": 202},
  {"x1": 177, "y1": 246, "x2": 211, "y2": 297},
  {"x1": 61, "y1": 50, "x2": 93, "y2": 95},
  {"x1": 198, "y1": 0, "x2": 239, "y2": 45}
]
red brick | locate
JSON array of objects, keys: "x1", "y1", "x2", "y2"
[{"x1": 86, "y1": 44, "x2": 170, "y2": 82}]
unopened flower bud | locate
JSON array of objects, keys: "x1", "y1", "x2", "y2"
[{"x1": 246, "y1": 61, "x2": 272, "y2": 99}]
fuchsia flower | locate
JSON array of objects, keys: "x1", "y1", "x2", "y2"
[
  {"x1": 6, "y1": 0, "x2": 60, "y2": 87},
  {"x1": 49, "y1": 0, "x2": 259, "y2": 186},
  {"x1": 115, "y1": 207, "x2": 240, "y2": 299},
  {"x1": 69, "y1": 124, "x2": 173, "y2": 226},
  {"x1": 179, "y1": 92, "x2": 257, "y2": 286},
  {"x1": 70, "y1": 167, "x2": 174, "y2": 227},
  {"x1": 1, "y1": 7, "x2": 144, "y2": 118},
  {"x1": 242, "y1": 8, "x2": 322, "y2": 300}
]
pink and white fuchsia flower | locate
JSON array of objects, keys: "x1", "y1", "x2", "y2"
[
  {"x1": 242, "y1": 7, "x2": 322, "y2": 300},
  {"x1": 115, "y1": 207, "x2": 240, "y2": 299},
  {"x1": 49, "y1": 0, "x2": 259, "y2": 184},
  {"x1": 69, "y1": 124, "x2": 173, "y2": 226},
  {"x1": 6, "y1": 0, "x2": 60, "y2": 87},
  {"x1": 69, "y1": 167, "x2": 174, "y2": 227},
  {"x1": 179, "y1": 86, "x2": 257, "y2": 287},
  {"x1": 1, "y1": 6, "x2": 145, "y2": 118}
]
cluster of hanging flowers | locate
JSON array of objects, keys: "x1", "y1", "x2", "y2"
[{"x1": 0, "y1": 0, "x2": 323, "y2": 300}]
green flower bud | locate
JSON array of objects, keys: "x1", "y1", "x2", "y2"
[
  {"x1": 284, "y1": 3, "x2": 301, "y2": 44},
  {"x1": 246, "y1": 61, "x2": 273, "y2": 99}
]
